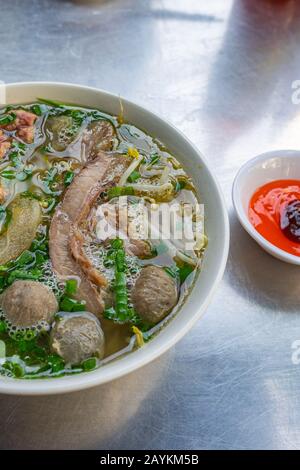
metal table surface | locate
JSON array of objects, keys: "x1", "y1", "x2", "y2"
[{"x1": 0, "y1": 0, "x2": 300, "y2": 451}]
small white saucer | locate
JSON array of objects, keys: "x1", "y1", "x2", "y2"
[{"x1": 232, "y1": 149, "x2": 300, "y2": 265}]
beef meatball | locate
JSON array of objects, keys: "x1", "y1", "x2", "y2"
[
  {"x1": 50, "y1": 312, "x2": 105, "y2": 364},
  {"x1": 131, "y1": 266, "x2": 178, "y2": 324},
  {"x1": 0, "y1": 280, "x2": 58, "y2": 328},
  {"x1": 126, "y1": 239, "x2": 153, "y2": 259}
]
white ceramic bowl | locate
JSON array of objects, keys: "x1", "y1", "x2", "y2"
[
  {"x1": 0, "y1": 82, "x2": 229, "y2": 395},
  {"x1": 233, "y1": 149, "x2": 300, "y2": 265}
]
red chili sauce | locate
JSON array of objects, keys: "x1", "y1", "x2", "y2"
[{"x1": 249, "y1": 179, "x2": 300, "y2": 256}]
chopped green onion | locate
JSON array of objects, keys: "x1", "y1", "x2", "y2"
[
  {"x1": 11, "y1": 141, "x2": 26, "y2": 151},
  {"x1": 178, "y1": 263, "x2": 194, "y2": 283},
  {"x1": 111, "y1": 238, "x2": 123, "y2": 250},
  {"x1": 127, "y1": 170, "x2": 141, "y2": 183},
  {"x1": 3, "y1": 361, "x2": 25, "y2": 378},
  {"x1": 82, "y1": 357, "x2": 97, "y2": 371},
  {"x1": 1, "y1": 170, "x2": 16, "y2": 180},
  {"x1": 107, "y1": 186, "x2": 134, "y2": 200},
  {"x1": 37, "y1": 97, "x2": 64, "y2": 108},
  {"x1": 59, "y1": 296, "x2": 86, "y2": 312},
  {"x1": 47, "y1": 355, "x2": 65, "y2": 373},
  {"x1": 175, "y1": 179, "x2": 186, "y2": 192},
  {"x1": 103, "y1": 238, "x2": 139, "y2": 324},
  {"x1": 0, "y1": 112, "x2": 16, "y2": 126},
  {"x1": 147, "y1": 154, "x2": 160, "y2": 166},
  {"x1": 164, "y1": 266, "x2": 179, "y2": 279},
  {"x1": 65, "y1": 279, "x2": 77, "y2": 295},
  {"x1": 59, "y1": 279, "x2": 84, "y2": 312},
  {"x1": 164, "y1": 262, "x2": 194, "y2": 284},
  {"x1": 31, "y1": 104, "x2": 43, "y2": 116},
  {"x1": 13, "y1": 363, "x2": 25, "y2": 378},
  {"x1": 64, "y1": 170, "x2": 74, "y2": 186},
  {"x1": 16, "y1": 250, "x2": 36, "y2": 267},
  {"x1": 21, "y1": 191, "x2": 42, "y2": 201},
  {"x1": 7, "y1": 268, "x2": 42, "y2": 285}
]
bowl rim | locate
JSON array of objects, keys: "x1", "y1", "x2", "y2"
[
  {"x1": 232, "y1": 149, "x2": 300, "y2": 265},
  {"x1": 0, "y1": 81, "x2": 230, "y2": 395}
]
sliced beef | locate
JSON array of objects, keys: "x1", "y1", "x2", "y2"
[
  {"x1": 11, "y1": 109, "x2": 36, "y2": 127},
  {"x1": 0, "y1": 187, "x2": 5, "y2": 204},
  {"x1": 82, "y1": 120, "x2": 116, "y2": 160},
  {"x1": 1, "y1": 109, "x2": 37, "y2": 144},
  {"x1": 96, "y1": 200, "x2": 153, "y2": 259},
  {"x1": 131, "y1": 265, "x2": 178, "y2": 324},
  {"x1": 49, "y1": 151, "x2": 132, "y2": 316},
  {"x1": 0, "y1": 130, "x2": 11, "y2": 158},
  {"x1": 49, "y1": 208, "x2": 105, "y2": 314},
  {"x1": 70, "y1": 227, "x2": 107, "y2": 287},
  {"x1": 17, "y1": 126, "x2": 34, "y2": 144}
]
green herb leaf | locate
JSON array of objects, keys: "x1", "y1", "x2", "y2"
[
  {"x1": 64, "y1": 170, "x2": 74, "y2": 186},
  {"x1": 0, "y1": 112, "x2": 16, "y2": 126}
]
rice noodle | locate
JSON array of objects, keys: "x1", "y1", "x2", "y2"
[
  {"x1": 130, "y1": 181, "x2": 173, "y2": 195},
  {"x1": 139, "y1": 167, "x2": 162, "y2": 178},
  {"x1": 139, "y1": 160, "x2": 171, "y2": 181},
  {"x1": 159, "y1": 164, "x2": 171, "y2": 184},
  {"x1": 175, "y1": 250, "x2": 198, "y2": 266},
  {"x1": 149, "y1": 218, "x2": 199, "y2": 266}
]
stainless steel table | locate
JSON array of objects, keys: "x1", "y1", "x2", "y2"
[{"x1": 0, "y1": 0, "x2": 300, "y2": 450}]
